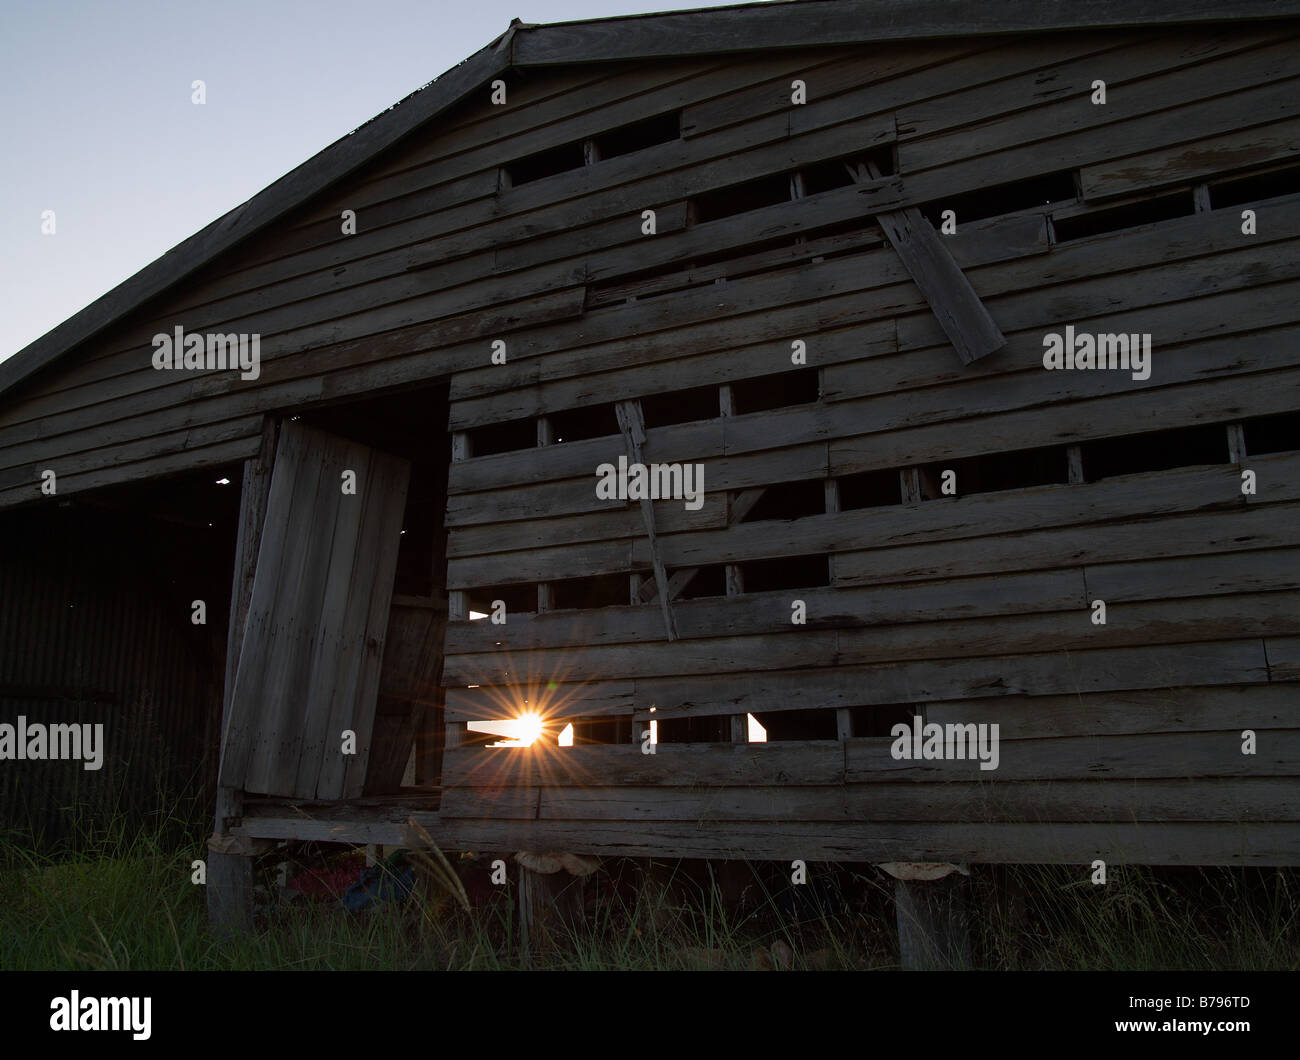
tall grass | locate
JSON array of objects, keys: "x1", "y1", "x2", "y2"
[{"x1": 2, "y1": 808, "x2": 1295, "y2": 971}]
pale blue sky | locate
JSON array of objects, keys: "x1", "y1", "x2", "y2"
[{"x1": 0, "y1": 0, "x2": 758, "y2": 364}]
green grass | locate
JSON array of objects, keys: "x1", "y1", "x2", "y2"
[{"x1": 2, "y1": 810, "x2": 1296, "y2": 971}]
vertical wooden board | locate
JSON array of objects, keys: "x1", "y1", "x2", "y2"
[
  {"x1": 336, "y1": 451, "x2": 411, "y2": 799},
  {"x1": 311, "y1": 449, "x2": 408, "y2": 799},
  {"x1": 236, "y1": 425, "x2": 334, "y2": 792},
  {"x1": 220, "y1": 425, "x2": 322, "y2": 790},
  {"x1": 253, "y1": 433, "x2": 360, "y2": 794},
  {"x1": 220, "y1": 422, "x2": 409, "y2": 799},
  {"x1": 293, "y1": 443, "x2": 375, "y2": 796}
]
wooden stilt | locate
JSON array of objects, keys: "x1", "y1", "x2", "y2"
[{"x1": 894, "y1": 874, "x2": 973, "y2": 970}]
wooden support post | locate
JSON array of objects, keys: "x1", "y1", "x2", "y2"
[
  {"x1": 724, "y1": 563, "x2": 744, "y2": 597},
  {"x1": 616, "y1": 399, "x2": 677, "y2": 641},
  {"x1": 850, "y1": 159, "x2": 1006, "y2": 365},
  {"x1": 718, "y1": 384, "x2": 733, "y2": 418},
  {"x1": 206, "y1": 844, "x2": 256, "y2": 935},
  {"x1": 1067, "y1": 444, "x2": 1086, "y2": 485},
  {"x1": 1226, "y1": 422, "x2": 1247, "y2": 464},
  {"x1": 824, "y1": 477, "x2": 839, "y2": 586},
  {"x1": 836, "y1": 708, "x2": 853, "y2": 741},
  {"x1": 1193, "y1": 182, "x2": 1212, "y2": 214},
  {"x1": 208, "y1": 417, "x2": 277, "y2": 935},
  {"x1": 894, "y1": 874, "x2": 973, "y2": 970},
  {"x1": 900, "y1": 467, "x2": 924, "y2": 504},
  {"x1": 517, "y1": 861, "x2": 584, "y2": 965}
]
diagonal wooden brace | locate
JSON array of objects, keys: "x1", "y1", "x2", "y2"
[
  {"x1": 849, "y1": 160, "x2": 1006, "y2": 366},
  {"x1": 616, "y1": 399, "x2": 678, "y2": 641}
]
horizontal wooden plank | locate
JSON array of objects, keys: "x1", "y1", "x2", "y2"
[
  {"x1": 1086, "y1": 548, "x2": 1300, "y2": 603},
  {"x1": 925, "y1": 683, "x2": 1300, "y2": 739},
  {"x1": 1083, "y1": 114, "x2": 1300, "y2": 200},
  {"x1": 441, "y1": 740, "x2": 845, "y2": 789},
  {"x1": 444, "y1": 638, "x2": 1269, "y2": 725},
  {"x1": 444, "y1": 568, "x2": 1086, "y2": 653},
  {"x1": 520, "y1": 778, "x2": 1299, "y2": 823},
  {"x1": 837, "y1": 500, "x2": 1300, "y2": 587},
  {"x1": 845, "y1": 730, "x2": 1300, "y2": 782},
  {"x1": 442, "y1": 591, "x2": 1300, "y2": 685},
  {"x1": 233, "y1": 814, "x2": 1300, "y2": 865}
]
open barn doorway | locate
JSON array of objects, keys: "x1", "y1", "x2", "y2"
[
  {"x1": 220, "y1": 382, "x2": 451, "y2": 806},
  {"x1": 299, "y1": 384, "x2": 452, "y2": 796}
]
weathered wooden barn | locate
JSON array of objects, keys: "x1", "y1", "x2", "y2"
[{"x1": 2, "y1": 0, "x2": 1299, "y2": 934}]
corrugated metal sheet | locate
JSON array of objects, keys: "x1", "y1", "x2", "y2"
[{"x1": 0, "y1": 505, "x2": 226, "y2": 849}]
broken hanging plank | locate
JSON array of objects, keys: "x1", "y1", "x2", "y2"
[
  {"x1": 848, "y1": 159, "x2": 1006, "y2": 365},
  {"x1": 616, "y1": 399, "x2": 678, "y2": 641}
]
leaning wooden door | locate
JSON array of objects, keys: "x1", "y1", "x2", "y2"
[{"x1": 220, "y1": 421, "x2": 411, "y2": 800}]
